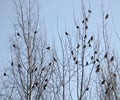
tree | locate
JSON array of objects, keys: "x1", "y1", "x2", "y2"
[{"x1": 1, "y1": 0, "x2": 53, "y2": 99}]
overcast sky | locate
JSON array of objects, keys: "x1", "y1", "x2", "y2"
[{"x1": 0, "y1": 0, "x2": 120, "y2": 71}]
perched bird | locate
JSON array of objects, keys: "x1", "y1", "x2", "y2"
[
  {"x1": 11, "y1": 61, "x2": 13, "y2": 66},
  {"x1": 43, "y1": 84, "x2": 47, "y2": 90},
  {"x1": 49, "y1": 62, "x2": 52, "y2": 66},
  {"x1": 46, "y1": 47, "x2": 50, "y2": 50},
  {"x1": 85, "y1": 25, "x2": 88, "y2": 29},
  {"x1": 85, "y1": 87, "x2": 89, "y2": 91},
  {"x1": 75, "y1": 60, "x2": 78, "y2": 64},
  {"x1": 17, "y1": 32, "x2": 20, "y2": 36},
  {"x1": 76, "y1": 25, "x2": 79, "y2": 29},
  {"x1": 3, "y1": 72, "x2": 6, "y2": 76},
  {"x1": 71, "y1": 51, "x2": 74, "y2": 55},
  {"x1": 84, "y1": 34, "x2": 87, "y2": 38},
  {"x1": 35, "y1": 67, "x2": 37, "y2": 71},
  {"x1": 34, "y1": 31, "x2": 37, "y2": 34},
  {"x1": 94, "y1": 51, "x2": 97, "y2": 54},
  {"x1": 82, "y1": 20, "x2": 84, "y2": 23},
  {"x1": 96, "y1": 67, "x2": 100, "y2": 72},
  {"x1": 88, "y1": 40, "x2": 90, "y2": 44},
  {"x1": 90, "y1": 36, "x2": 93, "y2": 41},
  {"x1": 65, "y1": 32, "x2": 69, "y2": 35},
  {"x1": 83, "y1": 45, "x2": 86, "y2": 49},
  {"x1": 105, "y1": 14, "x2": 109, "y2": 19},
  {"x1": 91, "y1": 56, "x2": 93, "y2": 60},
  {"x1": 76, "y1": 44, "x2": 80, "y2": 48},
  {"x1": 18, "y1": 64, "x2": 21, "y2": 68},
  {"x1": 42, "y1": 67, "x2": 45, "y2": 71},
  {"x1": 53, "y1": 57, "x2": 57, "y2": 62},
  {"x1": 89, "y1": 44, "x2": 91, "y2": 47},
  {"x1": 13, "y1": 44, "x2": 16, "y2": 48},
  {"x1": 88, "y1": 10, "x2": 92, "y2": 13},
  {"x1": 104, "y1": 53, "x2": 107, "y2": 58},
  {"x1": 86, "y1": 61, "x2": 88, "y2": 66},
  {"x1": 101, "y1": 80, "x2": 105, "y2": 85},
  {"x1": 85, "y1": 17, "x2": 88, "y2": 22},
  {"x1": 73, "y1": 57, "x2": 76, "y2": 61},
  {"x1": 96, "y1": 58, "x2": 99, "y2": 62},
  {"x1": 110, "y1": 56, "x2": 114, "y2": 62}
]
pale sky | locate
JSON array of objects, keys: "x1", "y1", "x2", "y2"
[{"x1": 0, "y1": 0, "x2": 120, "y2": 71}]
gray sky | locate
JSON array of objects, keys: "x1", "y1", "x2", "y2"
[{"x1": 0, "y1": 0, "x2": 120, "y2": 71}]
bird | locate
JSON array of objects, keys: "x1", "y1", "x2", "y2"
[
  {"x1": 91, "y1": 56, "x2": 93, "y2": 60},
  {"x1": 11, "y1": 61, "x2": 13, "y2": 66},
  {"x1": 85, "y1": 87, "x2": 89, "y2": 91},
  {"x1": 65, "y1": 32, "x2": 69, "y2": 35},
  {"x1": 88, "y1": 10, "x2": 92, "y2": 13},
  {"x1": 46, "y1": 47, "x2": 50, "y2": 50},
  {"x1": 53, "y1": 57, "x2": 57, "y2": 62},
  {"x1": 71, "y1": 51, "x2": 74, "y2": 55},
  {"x1": 18, "y1": 64, "x2": 21, "y2": 68},
  {"x1": 96, "y1": 67, "x2": 100, "y2": 72},
  {"x1": 101, "y1": 80, "x2": 105, "y2": 85},
  {"x1": 34, "y1": 31, "x2": 37, "y2": 34},
  {"x1": 86, "y1": 61, "x2": 88, "y2": 66},
  {"x1": 83, "y1": 45, "x2": 86, "y2": 49},
  {"x1": 3, "y1": 72, "x2": 6, "y2": 76},
  {"x1": 76, "y1": 44, "x2": 80, "y2": 48},
  {"x1": 85, "y1": 25, "x2": 88, "y2": 29},
  {"x1": 35, "y1": 67, "x2": 37, "y2": 71},
  {"x1": 104, "y1": 53, "x2": 107, "y2": 58},
  {"x1": 96, "y1": 58, "x2": 99, "y2": 62},
  {"x1": 73, "y1": 57, "x2": 76, "y2": 61},
  {"x1": 49, "y1": 62, "x2": 52, "y2": 66},
  {"x1": 94, "y1": 51, "x2": 97, "y2": 54},
  {"x1": 110, "y1": 56, "x2": 114, "y2": 62},
  {"x1": 13, "y1": 44, "x2": 16, "y2": 48},
  {"x1": 90, "y1": 36, "x2": 93, "y2": 41},
  {"x1": 105, "y1": 14, "x2": 109, "y2": 19},
  {"x1": 85, "y1": 17, "x2": 88, "y2": 22},
  {"x1": 84, "y1": 34, "x2": 87, "y2": 38},
  {"x1": 75, "y1": 60, "x2": 78, "y2": 64},
  {"x1": 82, "y1": 20, "x2": 84, "y2": 23},
  {"x1": 76, "y1": 25, "x2": 79, "y2": 29},
  {"x1": 17, "y1": 32, "x2": 20, "y2": 36}
]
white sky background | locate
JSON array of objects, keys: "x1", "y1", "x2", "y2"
[{"x1": 0, "y1": 0, "x2": 120, "y2": 76}]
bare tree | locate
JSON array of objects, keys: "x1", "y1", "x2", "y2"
[{"x1": 1, "y1": 0, "x2": 53, "y2": 100}]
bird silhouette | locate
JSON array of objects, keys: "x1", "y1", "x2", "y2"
[
  {"x1": 11, "y1": 62, "x2": 13, "y2": 66},
  {"x1": 17, "y1": 32, "x2": 20, "y2": 36},
  {"x1": 84, "y1": 34, "x2": 87, "y2": 38},
  {"x1": 85, "y1": 87, "x2": 89, "y2": 91},
  {"x1": 13, "y1": 44, "x2": 16, "y2": 48},
  {"x1": 104, "y1": 53, "x2": 107, "y2": 58},
  {"x1": 76, "y1": 44, "x2": 80, "y2": 48},
  {"x1": 18, "y1": 64, "x2": 21, "y2": 68},
  {"x1": 90, "y1": 36, "x2": 93, "y2": 41},
  {"x1": 65, "y1": 32, "x2": 69, "y2": 35},
  {"x1": 88, "y1": 10, "x2": 92, "y2": 13},
  {"x1": 34, "y1": 31, "x2": 37, "y2": 34},
  {"x1": 94, "y1": 51, "x2": 97, "y2": 54},
  {"x1": 105, "y1": 14, "x2": 109, "y2": 19},
  {"x1": 85, "y1": 25, "x2": 88, "y2": 29},
  {"x1": 76, "y1": 26, "x2": 79, "y2": 29},
  {"x1": 110, "y1": 56, "x2": 114, "y2": 62},
  {"x1": 85, "y1": 17, "x2": 88, "y2": 22},
  {"x1": 46, "y1": 47, "x2": 50, "y2": 50},
  {"x1": 3, "y1": 72, "x2": 6, "y2": 76},
  {"x1": 35, "y1": 67, "x2": 37, "y2": 71},
  {"x1": 101, "y1": 80, "x2": 105, "y2": 85},
  {"x1": 86, "y1": 61, "x2": 88, "y2": 66}
]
